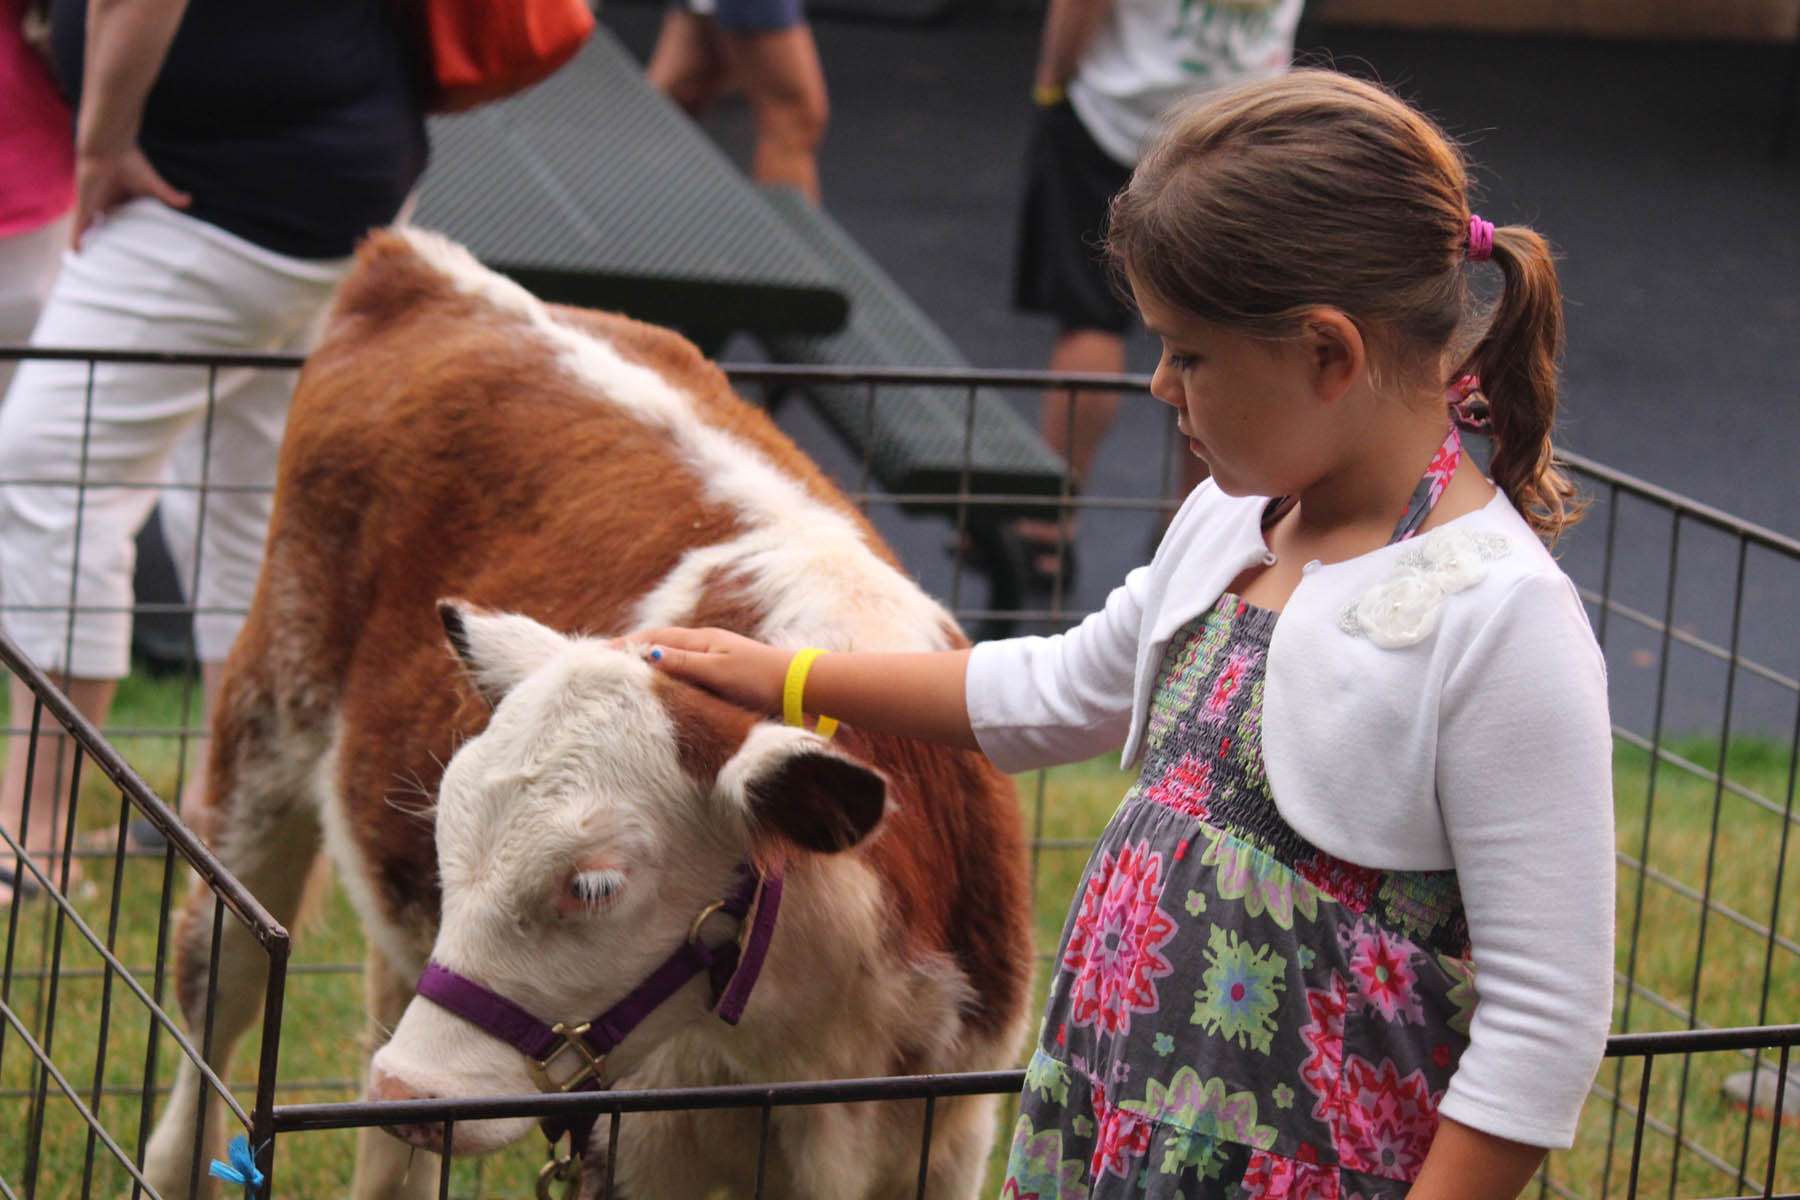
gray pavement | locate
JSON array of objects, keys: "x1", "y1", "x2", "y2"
[{"x1": 604, "y1": 4, "x2": 1800, "y2": 736}]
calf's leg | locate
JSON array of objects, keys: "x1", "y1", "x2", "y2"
[
  {"x1": 916, "y1": 1093, "x2": 1002, "y2": 1200},
  {"x1": 141, "y1": 753, "x2": 325, "y2": 1199},
  {"x1": 353, "y1": 945, "x2": 444, "y2": 1200}
]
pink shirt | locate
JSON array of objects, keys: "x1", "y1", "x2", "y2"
[{"x1": 1, "y1": 0, "x2": 75, "y2": 238}]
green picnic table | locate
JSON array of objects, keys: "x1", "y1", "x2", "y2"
[{"x1": 411, "y1": 26, "x2": 850, "y2": 352}]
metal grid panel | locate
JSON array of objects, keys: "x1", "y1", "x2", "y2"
[{"x1": 0, "y1": 636, "x2": 289, "y2": 1198}]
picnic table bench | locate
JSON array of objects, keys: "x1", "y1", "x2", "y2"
[{"x1": 753, "y1": 187, "x2": 1072, "y2": 629}]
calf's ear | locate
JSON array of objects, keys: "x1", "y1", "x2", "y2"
[
  {"x1": 716, "y1": 725, "x2": 887, "y2": 855},
  {"x1": 438, "y1": 599, "x2": 568, "y2": 706}
]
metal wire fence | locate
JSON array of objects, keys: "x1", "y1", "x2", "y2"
[
  {"x1": 0, "y1": 347, "x2": 1794, "y2": 1199},
  {"x1": 0, "y1": 632, "x2": 290, "y2": 1199}
]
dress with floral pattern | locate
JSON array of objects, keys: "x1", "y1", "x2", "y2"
[{"x1": 1003, "y1": 594, "x2": 1476, "y2": 1200}]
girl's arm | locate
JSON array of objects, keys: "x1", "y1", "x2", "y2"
[
  {"x1": 631, "y1": 627, "x2": 979, "y2": 750},
  {"x1": 1430, "y1": 572, "x2": 1616, "y2": 1154},
  {"x1": 636, "y1": 555, "x2": 1155, "y2": 771},
  {"x1": 1408, "y1": 1118, "x2": 1546, "y2": 1200}
]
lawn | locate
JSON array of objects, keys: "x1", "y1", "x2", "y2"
[{"x1": 2, "y1": 667, "x2": 1795, "y2": 1198}]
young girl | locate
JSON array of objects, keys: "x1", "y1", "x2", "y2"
[{"x1": 633, "y1": 69, "x2": 1615, "y2": 1200}]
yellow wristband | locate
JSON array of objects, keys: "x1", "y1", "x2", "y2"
[
  {"x1": 1032, "y1": 83, "x2": 1066, "y2": 107},
  {"x1": 782, "y1": 648, "x2": 838, "y2": 740}
]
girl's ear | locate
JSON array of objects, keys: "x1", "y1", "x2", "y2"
[{"x1": 1303, "y1": 309, "x2": 1364, "y2": 405}]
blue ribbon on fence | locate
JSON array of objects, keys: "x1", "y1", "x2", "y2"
[{"x1": 208, "y1": 1135, "x2": 267, "y2": 1196}]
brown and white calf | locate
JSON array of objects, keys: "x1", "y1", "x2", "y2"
[{"x1": 141, "y1": 228, "x2": 1032, "y2": 1199}]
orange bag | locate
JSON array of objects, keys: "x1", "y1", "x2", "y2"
[{"x1": 412, "y1": 0, "x2": 597, "y2": 114}]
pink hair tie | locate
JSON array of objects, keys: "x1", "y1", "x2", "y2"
[
  {"x1": 1447, "y1": 374, "x2": 1491, "y2": 432},
  {"x1": 1467, "y1": 214, "x2": 1495, "y2": 262}
]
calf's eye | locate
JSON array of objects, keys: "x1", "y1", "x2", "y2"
[{"x1": 566, "y1": 868, "x2": 626, "y2": 913}]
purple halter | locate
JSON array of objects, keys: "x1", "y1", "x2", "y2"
[{"x1": 413, "y1": 863, "x2": 783, "y2": 1155}]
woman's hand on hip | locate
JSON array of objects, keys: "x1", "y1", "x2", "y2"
[{"x1": 73, "y1": 144, "x2": 190, "y2": 249}]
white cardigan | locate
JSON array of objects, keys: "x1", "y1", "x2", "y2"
[{"x1": 967, "y1": 482, "x2": 1616, "y2": 1149}]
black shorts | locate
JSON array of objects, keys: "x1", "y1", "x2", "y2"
[
  {"x1": 1012, "y1": 99, "x2": 1135, "y2": 335},
  {"x1": 681, "y1": 0, "x2": 805, "y2": 33}
]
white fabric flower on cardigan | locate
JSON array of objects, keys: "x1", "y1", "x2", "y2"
[
  {"x1": 1414, "y1": 527, "x2": 1491, "y2": 591},
  {"x1": 1351, "y1": 567, "x2": 1450, "y2": 648},
  {"x1": 1340, "y1": 528, "x2": 1511, "y2": 649}
]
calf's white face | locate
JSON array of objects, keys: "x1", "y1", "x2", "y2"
[{"x1": 369, "y1": 603, "x2": 887, "y2": 1155}]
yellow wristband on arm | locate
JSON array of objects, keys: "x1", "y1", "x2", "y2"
[
  {"x1": 1032, "y1": 83, "x2": 1067, "y2": 107},
  {"x1": 782, "y1": 648, "x2": 838, "y2": 740}
]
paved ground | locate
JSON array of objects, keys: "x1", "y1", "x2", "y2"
[{"x1": 621, "y1": 5, "x2": 1800, "y2": 735}]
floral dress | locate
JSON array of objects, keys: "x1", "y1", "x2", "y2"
[{"x1": 1004, "y1": 429, "x2": 1477, "y2": 1200}]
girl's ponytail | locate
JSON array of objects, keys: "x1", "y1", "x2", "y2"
[{"x1": 1457, "y1": 224, "x2": 1584, "y2": 543}]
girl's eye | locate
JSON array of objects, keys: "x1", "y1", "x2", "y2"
[
  {"x1": 1166, "y1": 352, "x2": 1198, "y2": 370},
  {"x1": 566, "y1": 868, "x2": 626, "y2": 913}
]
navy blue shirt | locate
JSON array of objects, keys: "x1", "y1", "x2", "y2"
[{"x1": 52, "y1": 0, "x2": 429, "y2": 259}]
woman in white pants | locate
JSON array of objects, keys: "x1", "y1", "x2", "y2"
[
  {"x1": 0, "y1": 204, "x2": 348, "y2": 900},
  {"x1": 0, "y1": 0, "x2": 427, "y2": 904}
]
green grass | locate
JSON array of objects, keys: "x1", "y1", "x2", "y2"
[
  {"x1": 1567, "y1": 736, "x2": 1800, "y2": 1199},
  {"x1": 4, "y1": 670, "x2": 1797, "y2": 1198}
]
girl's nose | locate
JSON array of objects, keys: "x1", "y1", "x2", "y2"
[{"x1": 1148, "y1": 359, "x2": 1181, "y2": 408}]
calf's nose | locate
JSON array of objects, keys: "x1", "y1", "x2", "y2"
[
  {"x1": 369, "y1": 1065, "x2": 445, "y2": 1150},
  {"x1": 369, "y1": 1065, "x2": 422, "y2": 1103}
]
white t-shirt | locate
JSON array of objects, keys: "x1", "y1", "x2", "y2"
[{"x1": 1069, "y1": 0, "x2": 1305, "y2": 166}]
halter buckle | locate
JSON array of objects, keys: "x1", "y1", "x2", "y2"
[
  {"x1": 686, "y1": 899, "x2": 728, "y2": 945},
  {"x1": 688, "y1": 874, "x2": 765, "y2": 954},
  {"x1": 529, "y1": 1022, "x2": 605, "y2": 1092},
  {"x1": 536, "y1": 1149, "x2": 581, "y2": 1200}
]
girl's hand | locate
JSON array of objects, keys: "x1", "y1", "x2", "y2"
[
  {"x1": 627, "y1": 627, "x2": 792, "y2": 716},
  {"x1": 622, "y1": 630, "x2": 979, "y2": 750}
]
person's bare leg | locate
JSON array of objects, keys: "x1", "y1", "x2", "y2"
[
  {"x1": 174, "y1": 660, "x2": 224, "y2": 819},
  {"x1": 2, "y1": 673, "x2": 116, "y2": 902},
  {"x1": 719, "y1": 26, "x2": 829, "y2": 202},
  {"x1": 1040, "y1": 328, "x2": 1126, "y2": 479},
  {"x1": 1020, "y1": 328, "x2": 1127, "y2": 566},
  {"x1": 647, "y1": 8, "x2": 730, "y2": 114}
]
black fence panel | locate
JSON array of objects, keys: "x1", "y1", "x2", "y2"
[{"x1": 0, "y1": 346, "x2": 1794, "y2": 1198}]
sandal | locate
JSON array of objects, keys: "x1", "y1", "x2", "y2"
[
  {"x1": 129, "y1": 816, "x2": 169, "y2": 852},
  {"x1": 1013, "y1": 521, "x2": 1080, "y2": 593},
  {"x1": 0, "y1": 862, "x2": 43, "y2": 905},
  {"x1": 947, "y1": 523, "x2": 1081, "y2": 596}
]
